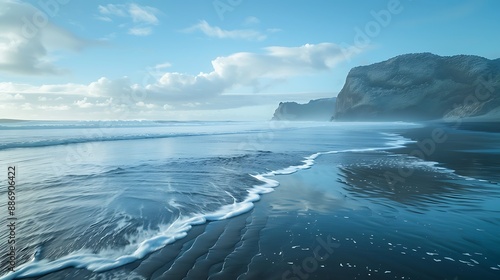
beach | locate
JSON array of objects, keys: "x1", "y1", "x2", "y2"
[{"x1": 1, "y1": 121, "x2": 499, "y2": 279}]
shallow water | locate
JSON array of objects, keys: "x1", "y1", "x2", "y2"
[{"x1": 0, "y1": 120, "x2": 499, "y2": 279}]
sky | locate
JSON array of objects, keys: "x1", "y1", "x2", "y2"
[{"x1": 0, "y1": 0, "x2": 499, "y2": 121}]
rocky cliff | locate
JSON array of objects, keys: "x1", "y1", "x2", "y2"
[
  {"x1": 272, "y1": 98, "x2": 336, "y2": 121},
  {"x1": 334, "y1": 53, "x2": 500, "y2": 121}
]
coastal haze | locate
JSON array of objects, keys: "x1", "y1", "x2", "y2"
[{"x1": 1, "y1": 1, "x2": 500, "y2": 280}]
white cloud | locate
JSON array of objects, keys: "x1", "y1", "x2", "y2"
[
  {"x1": 154, "y1": 62, "x2": 172, "y2": 70},
  {"x1": 182, "y1": 102, "x2": 202, "y2": 108},
  {"x1": 184, "y1": 20, "x2": 267, "y2": 41},
  {"x1": 0, "y1": 43, "x2": 358, "y2": 118},
  {"x1": 21, "y1": 103, "x2": 33, "y2": 110},
  {"x1": 98, "y1": 4, "x2": 127, "y2": 17},
  {"x1": 74, "y1": 97, "x2": 93, "y2": 108},
  {"x1": 163, "y1": 104, "x2": 174, "y2": 110},
  {"x1": 0, "y1": 93, "x2": 25, "y2": 101},
  {"x1": 95, "y1": 98, "x2": 113, "y2": 107},
  {"x1": 97, "y1": 3, "x2": 160, "y2": 36},
  {"x1": 38, "y1": 105, "x2": 70, "y2": 111},
  {"x1": 148, "y1": 42, "x2": 355, "y2": 98},
  {"x1": 96, "y1": 15, "x2": 113, "y2": 22},
  {"x1": 128, "y1": 27, "x2": 152, "y2": 36},
  {"x1": 128, "y1": 3, "x2": 159, "y2": 25},
  {"x1": 0, "y1": 82, "x2": 89, "y2": 95},
  {"x1": 72, "y1": 97, "x2": 113, "y2": 109},
  {"x1": 88, "y1": 77, "x2": 136, "y2": 98},
  {"x1": 244, "y1": 16, "x2": 260, "y2": 26},
  {"x1": 0, "y1": 0, "x2": 89, "y2": 75},
  {"x1": 136, "y1": 101, "x2": 156, "y2": 109}
]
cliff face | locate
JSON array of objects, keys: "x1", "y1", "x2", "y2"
[
  {"x1": 272, "y1": 98, "x2": 336, "y2": 121},
  {"x1": 334, "y1": 53, "x2": 500, "y2": 121}
]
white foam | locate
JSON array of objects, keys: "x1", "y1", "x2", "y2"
[{"x1": 380, "y1": 134, "x2": 492, "y2": 184}]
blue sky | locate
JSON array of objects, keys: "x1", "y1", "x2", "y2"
[{"x1": 0, "y1": 0, "x2": 499, "y2": 120}]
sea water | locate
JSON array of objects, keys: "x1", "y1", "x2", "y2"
[{"x1": 0, "y1": 120, "x2": 499, "y2": 279}]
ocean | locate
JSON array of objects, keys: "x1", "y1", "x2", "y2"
[{"x1": 0, "y1": 120, "x2": 499, "y2": 280}]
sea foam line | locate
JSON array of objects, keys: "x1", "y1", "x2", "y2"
[
  {"x1": 0, "y1": 132, "x2": 241, "y2": 151},
  {"x1": 0, "y1": 133, "x2": 411, "y2": 280},
  {"x1": 381, "y1": 133, "x2": 493, "y2": 183}
]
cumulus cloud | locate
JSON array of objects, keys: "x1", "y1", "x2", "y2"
[
  {"x1": 88, "y1": 77, "x2": 136, "y2": 98},
  {"x1": 184, "y1": 20, "x2": 267, "y2": 41},
  {"x1": 136, "y1": 101, "x2": 156, "y2": 109},
  {"x1": 0, "y1": 0, "x2": 89, "y2": 75},
  {"x1": 0, "y1": 43, "x2": 358, "y2": 118},
  {"x1": 147, "y1": 43, "x2": 355, "y2": 98},
  {"x1": 74, "y1": 97, "x2": 93, "y2": 108},
  {"x1": 97, "y1": 3, "x2": 160, "y2": 36}
]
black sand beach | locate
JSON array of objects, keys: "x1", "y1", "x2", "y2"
[{"x1": 18, "y1": 123, "x2": 500, "y2": 280}]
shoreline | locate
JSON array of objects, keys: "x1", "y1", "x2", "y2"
[{"x1": 6, "y1": 124, "x2": 500, "y2": 280}]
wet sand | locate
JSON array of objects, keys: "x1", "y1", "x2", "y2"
[{"x1": 21, "y1": 123, "x2": 500, "y2": 280}]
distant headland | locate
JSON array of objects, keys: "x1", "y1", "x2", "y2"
[{"x1": 272, "y1": 53, "x2": 500, "y2": 122}]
